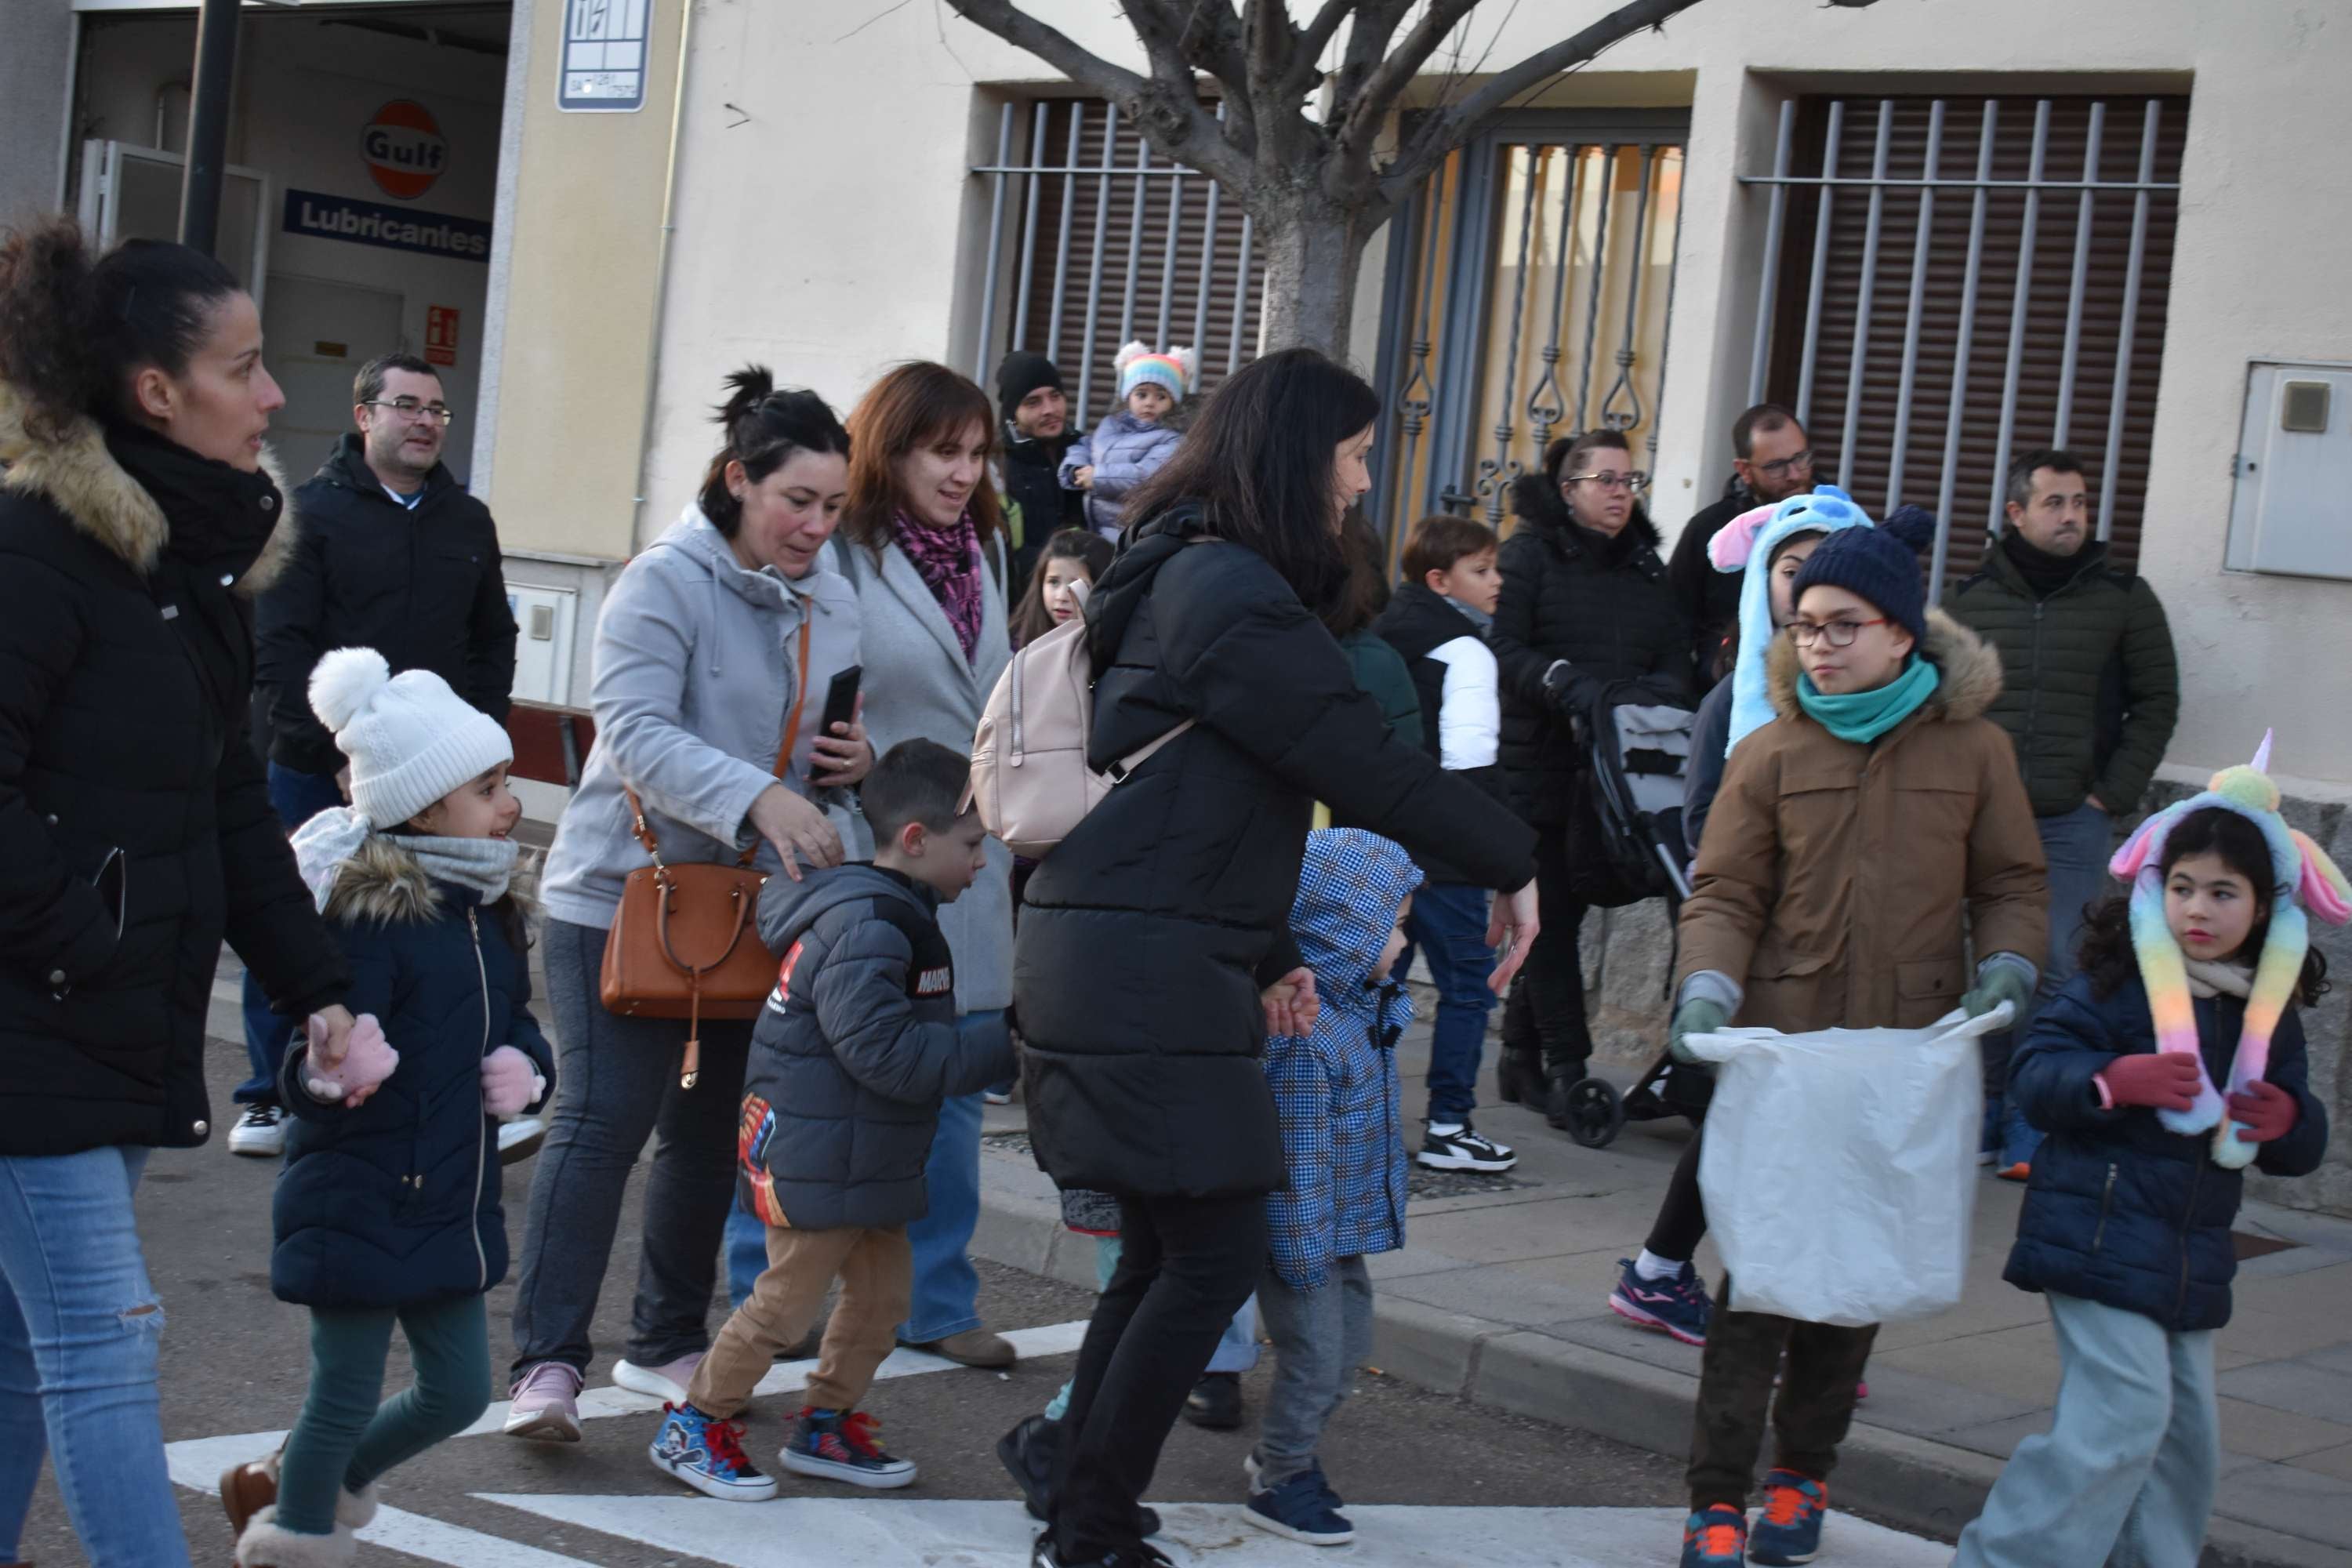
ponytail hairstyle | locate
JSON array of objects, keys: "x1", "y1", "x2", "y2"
[
  {"x1": 697, "y1": 366, "x2": 852, "y2": 539},
  {"x1": 0, "y1": 216, "x2": 244, "y2": 442},
  {"x1": 2077, "y1": 806, "x2": 2331, "y2": 1006},
  {"x1": 1010, "y1": 527, "x2": 1113, "y2": 646}
]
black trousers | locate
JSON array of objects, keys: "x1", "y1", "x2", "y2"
[
  {"x1": 1051, "y1": 1191, "x2": 1267, "y2": 1560},
  {"x1": 1645, "y1": 1130, "x2": 1708, "y2": 1261},
  {"x1": 1501, "y1": 825, "x2": 1592, "y2": 1079}
]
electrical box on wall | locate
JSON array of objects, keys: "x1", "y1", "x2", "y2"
[
  {"x1": 506, "y1": 583, "x2": 579, "y2": 706},
  {"x1": 2227, "y1": 361, "x2": 2352, "y2": 580}
]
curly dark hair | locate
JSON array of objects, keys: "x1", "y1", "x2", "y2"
[{"x1": 2078, "y1": 806, "x2": 2329, "y2": 1005}]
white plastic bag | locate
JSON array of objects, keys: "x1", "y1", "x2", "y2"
[{"x1": 1686, "y1": 1005, "x2": 2009, "y2": 1327}]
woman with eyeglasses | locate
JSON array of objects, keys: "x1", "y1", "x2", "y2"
[{"x1": 1488, "y1": 427, "x2": 1691, "y2": 1131}]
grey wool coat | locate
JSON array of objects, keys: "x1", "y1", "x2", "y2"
[
  {"x1": 738, "y1": 862, "x2": 1014, "y2": 1231},
  {"x1": 827, "y1": 529, "x2": 1014, "y2": 1015}
]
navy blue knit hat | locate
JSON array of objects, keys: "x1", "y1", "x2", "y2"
[{"x1": 1791, "y1": 524, "x2": 1928, "y2": 647}]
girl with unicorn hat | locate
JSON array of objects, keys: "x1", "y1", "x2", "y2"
[{"x1": 1957, "y1": 731, "x2": 2345, "y2": 1568}]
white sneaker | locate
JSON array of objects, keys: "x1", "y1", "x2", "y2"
[
  {"x1": 614, "y1": 1351, "x2": 705, "y2": 1404},
  {"x1": 1416, "y1": 1122, "x2": 1517, "y2": 1173},
  {"x1": 227, "y1": 1103, "x2": 287, "y2": 1158},
  {"x1": 498, "y1": 1116, "x2": 547, "y2": 1165}
]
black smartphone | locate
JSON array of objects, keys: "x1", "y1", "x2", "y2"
[{"x1": 819, "y1": 666, "x2": 862, "y2": 739}]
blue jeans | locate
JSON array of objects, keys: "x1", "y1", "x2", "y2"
[
  {"x1": 898, "y1": 1010, "x2": 1000, "y2": 1344},
  {"x1": 236, "y1": 764, "x2": 346, "y2": 1105},
  {"x1": 1405, "y1": 882, "x2": 1497, "y2": 1123},
  {"x1": 0, "y1": 1145, "x2": 189, "y2": 1567},
  {"x1": 1954, "y1": 1291, "x2": 2217, "y2": 1568},
  {"x1": 1991, "y1": 803, "x2": 2112, "y2": 1166}
]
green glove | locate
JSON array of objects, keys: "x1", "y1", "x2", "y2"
[
  {"x1": 1963, "y1": 963, "x2": 2034, "y2": 1022},
  {"x1": 1668, "y1": 998, "x2": 1730, "y2": 1065}
]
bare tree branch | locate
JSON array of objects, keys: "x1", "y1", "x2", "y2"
[
  {"x1": 1380, "y1": 0, "x2": 1701, "y2": 198},
  {"x1": 1328, "y1": 0, "x2": 1415, "y2": 110},
  {"x1": 1279, "y1": 0, "x2": 1356, "y2": 99},
  {"x1": 1336, "y1": 0, "x2": 1481, "y2": 154}
]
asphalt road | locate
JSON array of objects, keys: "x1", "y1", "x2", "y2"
[{"x1": 16, "y1": 1046, "x2": 1946, "y2": 1567}]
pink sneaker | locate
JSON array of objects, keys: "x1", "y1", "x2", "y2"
[
  {"x1": 504, "y1": 1360, "x2": 584, "y2": 1442},
  {"x1": 614, "y1": 1351, "x2": 706, "y2": 1405}
]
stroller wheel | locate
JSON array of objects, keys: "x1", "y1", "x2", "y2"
[{"x1": 1559, "y1": 1077, "x2": 1626, "y2": 1149}]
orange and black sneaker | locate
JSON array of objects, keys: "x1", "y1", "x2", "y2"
[
  {"x1": 1681, "y1": 1502, "x2": 1748, "y2": 1566},
  {"x1": 1749, "y1": 1468, "x2": 1828, "y2": 1565}
]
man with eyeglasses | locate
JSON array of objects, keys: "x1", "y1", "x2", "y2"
[
  {"x1": 1665, "y1": 404, "x2": 1820, "y2": 690},
  {"x1": 1944, "y1": 448, "x2": 2179, "y2": 1180},
  {"x1": 237, "y1": 352, "x2": 517, "y2": 1158}
]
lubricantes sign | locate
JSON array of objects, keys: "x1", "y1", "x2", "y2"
[{"x1": 361, "y1": 100, "x2": 448, "y2": 200}]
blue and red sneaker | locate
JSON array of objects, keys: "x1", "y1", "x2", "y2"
[
  {"x1": 779, "y1": 1406, "x2": 917, "y2": 1489},
  {"x1": 1682, "y1": 1504, "x2": 1748, "y2": 1566},
  {"x1": 1748, "y1": 1469, "x2": 1827, "y2": 1565},
  {"x1": 648, "y1": 1402, "x2": 777, "y2": 1501},
  {"x1": 1609, "y1": 1257, "x2": 1713, "y2": 1347}
]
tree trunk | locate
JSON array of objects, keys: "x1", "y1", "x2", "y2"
[{"x1": 1252, "y1": 198, "x2": 1377, "y2": 358}]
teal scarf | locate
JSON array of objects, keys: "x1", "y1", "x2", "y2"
[{"x1": 1796, "y1": 654, "x2": 1939, "y2": 744}]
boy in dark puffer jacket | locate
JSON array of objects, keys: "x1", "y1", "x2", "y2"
[{"x1": 648, "y1": 739, "x2": 1013, "y2": 1502}]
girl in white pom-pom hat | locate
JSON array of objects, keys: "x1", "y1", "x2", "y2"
[
  {"x1": 1059, "y1": 342, "x2": 1195, "y2": 539},
  {"x1": 220, "y1": 648, "x2": 556, "y2": 1568}
]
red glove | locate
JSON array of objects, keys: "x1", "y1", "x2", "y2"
[
  {"x1": 2226, "y1": 1080, "x2": 2299, "y2": 1143},
  {"x1": 2100, "y1": 1052, "x2": 2205, "y2": 1112}
]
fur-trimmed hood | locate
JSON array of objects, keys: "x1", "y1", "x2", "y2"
[
  {"x1": 1506, "y1": 468, "x2": 1666, "y2": 560},
  {"x1": 321, "y1": 834, "x2": 534, "y2": 927},
  {"x1": 1764, "y1": 606, "x2": 2004, "y2": 725},
  {"x1": 0, "y1": 379, "x2": 299, "y2": 594}
]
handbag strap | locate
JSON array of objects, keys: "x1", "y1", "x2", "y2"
[{"x1": 624, "y1": 612, "x2": 814, "y2": 869}]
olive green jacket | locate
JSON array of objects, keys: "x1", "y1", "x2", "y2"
[{"x1": 1942, "y1": 541, "x2": 2179, "y2": 818}]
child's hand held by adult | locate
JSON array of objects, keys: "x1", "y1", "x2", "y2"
[
  {"x1": 2224, "y1": 1079, "x2": 2298, "y2": 1142},
  {"x1": 481, "y1": 1045, "x2": 544, "y2": 1118},
  {"x1": 1484, "y1": 880, "x2": 1540, "y2": 993},
  {"x1": 1261, "y1": 967, "x2": 1319, "y2": 1037},
  {"x1": 301, "y1": 1011, "x2": 397, "y2": 1106},
  {"x1": 2100, "y1": 1051, "x2": 2206, "y2": 1112}
]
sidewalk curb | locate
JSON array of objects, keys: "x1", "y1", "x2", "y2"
[{"x1": 971, "y1": 1154, "x2": 2352, "y2": 1568}]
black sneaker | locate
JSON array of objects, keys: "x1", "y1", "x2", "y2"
[
  {"x1": 1182, "y1": 1371, "x2": 1243, "y2": 1430},
  {"x1": 1417, "y1": 1122, "x2": 1518, "y2": 1173},
  {"x1": 1033, "y1": 1541, "x2": 1171, "y2": 1568},
  {"x1": 997, "y1": 1414, "x2": 1159, "y2": 1537}
]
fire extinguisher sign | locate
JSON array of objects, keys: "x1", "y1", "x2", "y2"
[{"x1": 426, "y1": 306, "x2": 460, "y2": 368}]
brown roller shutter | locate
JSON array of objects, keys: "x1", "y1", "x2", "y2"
[{"x1": 1764, "y1": 95, "x2": 2187, "y2": 579}]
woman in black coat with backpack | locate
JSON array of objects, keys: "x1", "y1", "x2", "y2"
[
  {"x1": 1007, "y1": 349, "x2": 1541, "y2": 1568},
  {"x1": 0, "y1": 219, "x2": 354, "y2": 1567}
]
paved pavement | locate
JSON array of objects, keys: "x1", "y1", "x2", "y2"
[
  {"x1": 972, "y1": 993, "x2": 2352, "y2": 1568},
  {"x1": 14, "y1": 960, "x2": 1951, "y2": 1566}
]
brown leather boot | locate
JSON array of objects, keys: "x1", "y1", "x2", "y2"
[{"x1": 220, "y1": 1455, "x2": 279, "y2": 1538}]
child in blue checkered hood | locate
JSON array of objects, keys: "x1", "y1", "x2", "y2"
[{"x1": 1247, "y1": 828, "x2": 1423, "y2": 1548}]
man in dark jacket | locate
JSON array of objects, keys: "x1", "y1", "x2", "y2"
[
  {"x1": 1490, "y1": 430, "x2": 1689, "y2": 1122},
  {"x1": 1664, "y1": 403, "x2": 1817, "y2": 686},
  {"x1": 996, "y1": 351, "x2": 1085, "y2": 597},
  {"x1": 1946, "y1": 449, "x2": 2181, "y2": 1174},
  {"x1": 236, "y1": 352, "x2": 517, "y2": 1156}
]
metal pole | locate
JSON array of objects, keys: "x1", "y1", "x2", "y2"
[
  {"x1": 1836, "y1": 101, "x2": 1893, "y2": 490},
  {"x1": 1649, "y1": 148, "x2": 1687, "y2": 467},
  {"x1": 1116, "y1": 136, "x2": 1150, "y2": 347},
  {"x1": 1573, "y1": 144, "x2": 1619, "y2": 432},
  {"x1": 2053, "y1": 100, "x2": 2105, "y2": 448},
  {"x1": 1931, "y1": 101, "x2": 1998, "y2": 601},
  {"x1": 1047, "y1": 106, "x2": 1083, "y2": 355},
  {"x1": 1155, "y1": 161, "x2": 1184, "y2": 350},
  {"x1": 1526, "y1": 143, "x2": 1584, "y2": 454},
  {"x1": 1748, "y1": 100, "x2": 1796, "y2": 406},
  {"x1": 1483, "y1": 146, "x2": 1546, "y2": 522},
  {"x1": 974, "y1": 102, "x2": 1015, "y2": 380},
  {"x1": 1598, "y1": 144, "x2": 1659, "y2": 433},
  {"x1": 1011, "y1": 101, "x2": 1047, "y2": 350},
  {"x1": 176, "y1": 0, "x2": 241, "y2": 256},
  {"x1": 2097, "y1": 100, "x2": 2159, "y2": 543},
  {"x1": 1795, "y1": 101, "x2": 1845, "y2": 424},
  {"x1": 1191, "y1": 102, "x2": 1226, "y2": 356},
  {"x1": 1076, "y1": 103, "x2": 1119, "y2": 423},
  {"x1": 1990, "y1": 100, "x2": 2053, "y2": 538},
  {"x1": 1228, "y1": 213, "x2": 1254, "y2": 375},
  {"x1": 1886, "y1": 100, "x2": 1944, "y2": 514}
]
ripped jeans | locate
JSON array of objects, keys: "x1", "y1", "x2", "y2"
[{"x1": 0, "y1": 1145, "x2": 191, "y2": 1567}]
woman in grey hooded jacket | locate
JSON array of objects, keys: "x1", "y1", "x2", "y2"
[{"x1": 505, "y1": 372, "x2": 873, "y2": 1440}]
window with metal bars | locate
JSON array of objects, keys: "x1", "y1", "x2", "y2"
[
  {"x1": 968, "y1": 97, "x2": 1266, "y2": 426},
  {"x1": 1744, "y1": 93, "x2": 2186, "y2": 594}
]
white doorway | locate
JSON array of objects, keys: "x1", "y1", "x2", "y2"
[{"x1": 262, "y1": 273, "x2": 407, "y2": 480}]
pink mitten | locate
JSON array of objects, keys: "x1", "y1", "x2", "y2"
[
  {"x1": 302, "y1": 1012, "x2": 398, "y2": 1103},
  {"x1": 481, "y1": 1046, "x2": 544, "y2": 1118}
]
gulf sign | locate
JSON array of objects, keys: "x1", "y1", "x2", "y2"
[{"x1": 361, "y1": 100, "x2": 447, "y2": 200}]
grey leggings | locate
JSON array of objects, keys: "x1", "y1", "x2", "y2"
[{"x1": 508, "y1": 917, "x2": 753, "y2": 1381}]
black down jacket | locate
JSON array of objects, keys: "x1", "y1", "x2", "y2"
[
  {"x1": 258, "y1": 435, "x2": 517, "y2": 777},
  {"x1": 273, "y1": 839, "x2": 554, "y2": 1309},
  {"x1": 1490, "y1": 474, "x2": 1690, "y2": 829},
  {"x1": 0, "y1": 390, "x2": 350, "y2": 1156},
  {"x1": 1371, "y1": 580, "x2": 1515, "y2": 886},
  {"x1": 1016, "y1": 505, "x2": 1537, "y2": 1199},
  {"x1": 2003, "y1": 971, "x2": 2328, "y2": 1332},
  {"x1": 741, "y1": 863, "x2": 1014, "y2": 1231}
]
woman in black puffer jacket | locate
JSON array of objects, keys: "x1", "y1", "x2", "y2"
[
  {"x1": 1488, "y1": 426, "x2": 1688, "y2": 1120},
  {"x1": 0, "y1": 218, "x2": 353, "y2": 1568},
  {"x1": 1010, "y1": 349, "x2": 1540, "y2": 1568}
]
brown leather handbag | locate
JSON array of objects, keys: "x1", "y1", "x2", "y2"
[{"x1": 600, "y1": 618, "x2": 811, "y2": 1088}]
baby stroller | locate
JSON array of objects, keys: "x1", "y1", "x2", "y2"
[{"x1": 1551, "y1": 683, "x2": 1700, "y2": 1149}]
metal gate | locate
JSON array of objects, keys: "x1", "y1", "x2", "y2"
[{"x1": 1370, "y1": 110, "x2": 1688, "y2": 540}]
